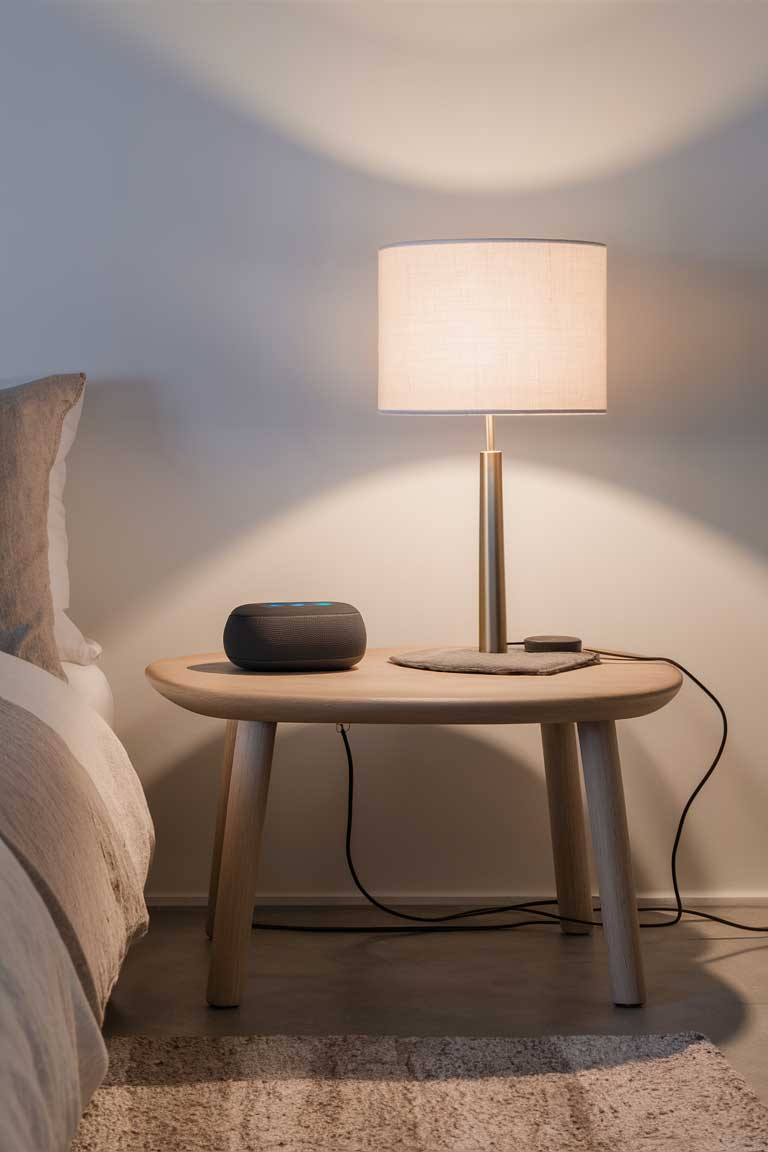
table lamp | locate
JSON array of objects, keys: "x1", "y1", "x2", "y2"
[{"x1": 378, "y1": 238, "x2": 607, "y2": 653}]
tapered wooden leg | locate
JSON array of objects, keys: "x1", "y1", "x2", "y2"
[
  {"x1": 541, "y1": 722, "x2": 593, "y2": 935},
  {"x1": 578, "y1": 720, "x2": 645, "y2": 1007},
  {"x1": 206, "y1": 719, "x2": 238, "y2": 939},
  {"x1": 207, "y1": 720, "x2": 276, "y2": 1008}
]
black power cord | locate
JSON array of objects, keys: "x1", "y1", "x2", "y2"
[{"x1": 252, "y1": 645, "x2": 768, "y2": 935}]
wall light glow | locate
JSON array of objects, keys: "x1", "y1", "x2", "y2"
[{"x1": 79, "y1": 1, "x2": 768, "y2": 191}]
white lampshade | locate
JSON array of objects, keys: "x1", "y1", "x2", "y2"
[{"x1": 378, "y1": 239, "x2": 607, "y2": 413}]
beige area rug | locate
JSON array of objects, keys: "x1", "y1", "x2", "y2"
[{"x1": 73, "y1": 1033, "x2": 768, "y2": 1151}]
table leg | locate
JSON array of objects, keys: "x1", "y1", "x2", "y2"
[
  {"x1": 540, "y1": 722, "x2": 593, "y2": 935},
  {"x1": 577, "y1": 720, "x2": 645, "y2": 1006},
  {"x1": 206, "y1": 719, "x2": 239, "y2": 939},
  {"x1": 207, "y1": 720, "x2": 276, "y2": 1008}
]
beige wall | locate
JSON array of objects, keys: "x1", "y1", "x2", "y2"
[{"x1": 2, "y1": 2, "x2": 767, "y2": 903}]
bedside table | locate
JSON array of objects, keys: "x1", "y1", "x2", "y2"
[{"x1": 146, "y1": 648, "x2": 682, "y2": 1009}]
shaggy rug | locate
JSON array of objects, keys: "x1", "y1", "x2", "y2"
[{"x1": 73, "y1": 1033, "x2": 768, "y2": 1151}]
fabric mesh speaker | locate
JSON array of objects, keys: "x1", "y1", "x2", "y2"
[{"x1": 223, "y1": 602, "x2": 366, "y2": 672}]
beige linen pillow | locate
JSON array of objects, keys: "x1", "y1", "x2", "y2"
[
  {"x1": 45, "y1": 385, "x2": 101, "y2": 665},
  {"x1": 0, "y1": 375, "x2": 85, "y2": 679}
]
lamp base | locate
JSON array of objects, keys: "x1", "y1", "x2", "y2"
[{"x1": 389, "y1": 647, "x2": 599, "y2": 676}]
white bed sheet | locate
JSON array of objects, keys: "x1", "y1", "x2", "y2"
[
  {"x1": 0, "y1": 838, "x2": 107, "y2": 1152},
  {"x1": 0, "y1": 651, "x2": 153, "y2": 1150},
  {"x1": 63, "y1": 661, "x2": 115, "y2": 727},
  {"x1": 0, "y1": 652, "x2": 153, "y2": 920}
]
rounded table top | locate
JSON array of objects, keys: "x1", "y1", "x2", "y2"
[{"x1": 145, "y1": 647, "x2": 682, "y2": 726}]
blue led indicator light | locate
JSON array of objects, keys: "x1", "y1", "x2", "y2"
[{"x1": 265, "y1": 601, "x2": 334, "y2": 607}]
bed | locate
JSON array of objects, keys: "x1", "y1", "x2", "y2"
[
  {"x1": 0, "y1": 375, "x2": 154, "y2": 1150},
  {"x1": 63, "y1": 662, "x2": 115, "y2": 727},
  {"x1": 0, "y1": 651, "x2": 153, "y2": 1150}
]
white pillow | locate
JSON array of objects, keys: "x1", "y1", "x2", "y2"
[
  {"x1": 61, "y1": 662, "x2": 115, "y2": 728},
  {"x1": 1, "y1": 377, "x2": 101, "y2": 666}
]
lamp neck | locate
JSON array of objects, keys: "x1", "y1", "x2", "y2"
[{"x1": 485, "y1": 414, "x2": 496, "y2": 452}]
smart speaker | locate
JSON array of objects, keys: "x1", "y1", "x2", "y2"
[{"x1": 223, "y1": 601, "x2": 366, "y2": 672}]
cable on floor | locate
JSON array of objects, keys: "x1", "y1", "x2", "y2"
[{"x1": 252, "y1": 644, "x2": 768, "y2": 936}]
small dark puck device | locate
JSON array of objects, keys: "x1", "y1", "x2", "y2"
[
  {"x1": 223, "y1": 601, "x2": 366, "y2": 672},
  {"x1": 523, "y1": 635, "x2": 583, "y2": 653}
]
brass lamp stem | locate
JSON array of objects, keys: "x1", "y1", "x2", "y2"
[{"x1": 479, "y1": 415, "x2": 507, "y2": 653}]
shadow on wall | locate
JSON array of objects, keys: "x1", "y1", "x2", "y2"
[
  {"x1": 0, "y1": 4, "x2": 756, "y2": 630},
  {"x1": 143, "y1": 711, "x2": 712, "y2": 913},
  {"x1": 144, "y1": 722, "x2": 555, "y2": 901},
  {"x1": 2, "y1": 3, "x2": 767, "y2": 901},
  {"x1": 45, "y1": 9, "x2": 767, "y2": 643},
  {"x1": 74, "y1": 0, "x2": 768, "y2": 194}
]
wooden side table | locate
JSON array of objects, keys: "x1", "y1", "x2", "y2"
[{"x1": 146, "y1": 649, "x2": 681, "y2": 1010}]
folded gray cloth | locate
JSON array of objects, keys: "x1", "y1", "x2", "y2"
[{"x1": 389, "y1": 647, "x2": 599, "y2": 676}]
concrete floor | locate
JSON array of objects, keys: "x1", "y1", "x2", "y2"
[{"x1": 106, "y1": 905, "x2": 768, "y2": 1103}]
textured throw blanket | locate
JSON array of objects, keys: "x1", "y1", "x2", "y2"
[{"x1": 0, "y1": 651, "x2": 153, "y2": 1151}]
